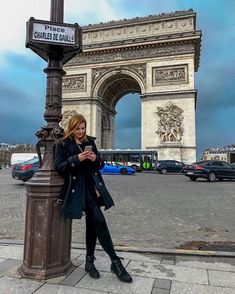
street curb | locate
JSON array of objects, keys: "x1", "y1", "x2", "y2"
[{"x1": 1, "y1": 239, "x2": 235, "y2": 258}]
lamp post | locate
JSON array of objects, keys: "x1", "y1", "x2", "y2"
[{"x1": 19, "y1": 0, "x2": 82, "y2": 279}]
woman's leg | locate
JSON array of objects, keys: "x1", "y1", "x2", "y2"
[
  {"x1": 85, "y1": 212, "x2": 97, "y2": 257},
  {"x1": 85, "y1": 211, "x2": 100, "y2": 279},
  {"x1": 86, "y1": 204, "x2": 116, "y2": 260},
  {"x1": 87, "y1": 204, "x2": 132, "y2": 283}
]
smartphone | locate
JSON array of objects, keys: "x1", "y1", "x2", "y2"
[{"x1": 84, "y1": 145, "x2": 92, "y2": 152}]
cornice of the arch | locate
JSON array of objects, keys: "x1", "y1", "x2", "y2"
[
  {"x1": 92, "y1": 67, "x2": 146, "y2": 99},
  {"x1": 66, "y1": 38, "x2": 201, "y2": 71},
  {"x1": 82, "y1": 9, "x2": 195, "y2": 30}
]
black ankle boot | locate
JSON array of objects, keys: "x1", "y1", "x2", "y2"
[
  {"x1": 85, "y1": 255, "x2": 100, "y2": 279},
  {"x1": 111, "y1": 256, "x2": 132, "y2": 283}
]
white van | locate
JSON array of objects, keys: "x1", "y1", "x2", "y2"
[{"x1": 10, "y1": 153, "x2": 38, "y2": 166}]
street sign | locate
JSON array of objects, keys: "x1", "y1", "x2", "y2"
[
  {"x1": 26, "y1": 18, "x2": 82, "y2": 64},
  {"x1": 32, "y1": 22, "x2": 76, "y2": 45}
]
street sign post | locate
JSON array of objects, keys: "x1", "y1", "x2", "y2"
[
  {"x1": 19, "y1": 0, "x2": 81, "y2": 280},
  {"x1": 26, "y1": 17, "x2": 82, "y2": 63}
]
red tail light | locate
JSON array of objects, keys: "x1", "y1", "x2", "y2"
[
  {"x1": 21, "y1": 165, "x2": 33, "y2": 171},
  {"x1": 195, "y1": 165, "x2": 203, "y2": 170}
]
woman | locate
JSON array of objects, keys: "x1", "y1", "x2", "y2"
[{"x1": 54, "y1": 114, "x2": 132, "y2": 283}]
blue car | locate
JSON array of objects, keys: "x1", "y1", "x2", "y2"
[{"x1": 100, "y1": 163, "x2": 135, "y2": 175}]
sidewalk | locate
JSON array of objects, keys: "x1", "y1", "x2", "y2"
[{"x1": 0, "y1": 241, "x2": 235, "y2": 294}]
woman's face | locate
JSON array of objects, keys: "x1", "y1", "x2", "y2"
[{"x1": 74, "y1": 122, "x2": 86, "y2": 141}]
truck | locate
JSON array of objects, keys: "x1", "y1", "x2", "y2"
[{"x1": 10, "y1": 153, "x2": 38, "y2": 166}]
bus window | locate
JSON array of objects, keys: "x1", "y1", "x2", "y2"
[{"x1": 99, "y1": 149, "x2": 157, "y2": 172}]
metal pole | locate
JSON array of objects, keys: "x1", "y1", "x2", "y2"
[{"x1": 19, "y1": 0, "x2": 73, "y2": 280}]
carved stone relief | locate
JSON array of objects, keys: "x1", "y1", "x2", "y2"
[
  {"x1": 153, "y1": 65, "x2": 188, "y2": 86},
  {"x1": 92, "y1": 68, "x2": 108, "y2": 83},
  {"x1": 155, "y1": 102, "x2": 184, "y2": 143},
  {"x1": 92, "y1": 64, "x2": 146, "y2": 85},
  {"x1": 63, "y1": 74, "x2": 87, "y2": 91},
  {"x1": 67, "y1": 44, "x2": 194, "y2": 66},
  {"x1": 60, "y1": 110, "x2": 79, "y2": 130}
]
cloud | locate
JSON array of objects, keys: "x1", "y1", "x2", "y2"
[
  {"x1": 115, "y1": 94, "x2": 141, "y2": 130},
  {"x1": 0, "y1": 83, "x2": 44, "y2": 143},
  {"x1": 0, "y1": 54, "x2": 45, "y2": 144},
  {"x1": 0, "y1": 1, "x2": 50, "y2": 58},
  {"x1": 0, "y1": 0, "x2": 126, "y2": 62},
  {"x1": 115, "y1": 126, "x2": 141, "y2": 149}
]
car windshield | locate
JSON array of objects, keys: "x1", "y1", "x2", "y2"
[{"x1": 22, "y1": 157, "x2": 39, "y2": 164}]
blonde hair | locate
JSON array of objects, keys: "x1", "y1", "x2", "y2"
[{"x1": 63, "y1": 114, "x2": 87, "y2": 142}]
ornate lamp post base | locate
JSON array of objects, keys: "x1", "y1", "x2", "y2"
[{"x1": 19, "y1": 170, "x2": 73, "y2": 279}]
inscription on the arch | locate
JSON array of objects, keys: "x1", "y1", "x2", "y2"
[
  {"x1": 83, "y1": 16, "x2": 194, "y2": 46},
  {"x1": 63, "y1": 74, "x2": 87, "y2": 91},
  {"x1": 152, "y1": 65, "x2": 188, "y2": 85}
]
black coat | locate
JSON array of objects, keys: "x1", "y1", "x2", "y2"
[{"x1": 54, "y1": 136, "x2": 114, "y2": 219}]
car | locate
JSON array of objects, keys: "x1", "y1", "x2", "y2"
[
  {"x1": 100, "y1": 163, "x2": 135, "y2": 175},
  {"x1": 155, "y1": 160, "x2": 185, "y2": 174},
  {"x1": 12, "y1": 157, "x2": 40, "y2": 182},
  {"x1": 183, "y1": 160, "x2": 235, "y2": 182}
]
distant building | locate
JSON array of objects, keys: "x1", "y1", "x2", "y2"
[
  {"x1": 201, "y1": 145, "x2": 235, "y2": 162},
  {"x1": 0, "y1": 143, "x2": 12, "y2": 150},
  {"x1": 0, "y1": 143, "x2": 36, "y2": 166}
]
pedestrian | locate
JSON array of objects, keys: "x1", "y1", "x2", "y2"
[{"x1": 54, "y1": 113, "x2": 132, "y2": 283}]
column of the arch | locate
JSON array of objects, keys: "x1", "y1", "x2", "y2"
[
  {"x1": 141, "y1": 95, "x2": 156, "y2": 150},
  {"x1": 101, "y1": 111, "x2": 115, "y2": 149},
  {"x1": 85, "y1": 100, "x2": 102, "y2": 148},
  {"x1": 141, "y1": 92, "x2": 196, "y2": 163},
  {"x1": 107, "y1": 113, "x2": 115, "y2": 148}
]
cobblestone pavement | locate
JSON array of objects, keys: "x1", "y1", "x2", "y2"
[
  {"x1": 1, "y1": 244, "x2": 235, "y2": 294},
  {"x1": 0, "y1": 168, "x2": 234, "y2": 249}
]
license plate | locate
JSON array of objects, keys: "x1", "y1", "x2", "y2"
[
  {"x1": 14, "y1": 176, "x2": 19, "y2": 180},
  {"x1": 186, "y1": 172, "x2": 193, "y2": 175}
]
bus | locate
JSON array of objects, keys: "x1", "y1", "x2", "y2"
[{"x1": 99, "y1": 149, "x2": 158, "y2": 172}]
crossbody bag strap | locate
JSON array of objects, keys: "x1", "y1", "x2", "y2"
[{"x1": 76, "y1": 144, "x2": 83, "y2": 153}]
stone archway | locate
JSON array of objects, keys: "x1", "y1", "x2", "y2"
[
  {"x1": 61, "y1": 9, "x2": 201, "y2": 163},
  {"x1": 92, "y1": 68, "x2": 144, "y2": 148}
]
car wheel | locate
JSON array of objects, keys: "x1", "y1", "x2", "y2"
[
  {"x1": 208, "y1": 172, "x2": 216, "y2": 182},
  {"x1": 161, "y1": 168, "x2": 167, "y2": 174},
  {"x1": 189, "y1": 176, "x2": 197, "y2": 181},
  {"x1": 120, "y1": 168, "x2": 128, "y2": 175},
  {"x1": 131, "y1": 165, "x2": 138, "y2": 172}
]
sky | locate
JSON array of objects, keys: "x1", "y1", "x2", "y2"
[{"x1": 0, "y1": 0, "x2": 235, "y2": 160}]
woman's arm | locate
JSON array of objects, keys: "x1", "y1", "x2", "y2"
[{"x1": 54, "y1": 142, "x2": 81, "y2": 176}]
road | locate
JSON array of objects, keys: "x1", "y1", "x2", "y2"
[{"x1": 0, "y1": 168, "x2": 234, "y2": 250}]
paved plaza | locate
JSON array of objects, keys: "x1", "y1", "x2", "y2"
[
  {"x1": 0, "y1": 167, "x2": 235, "y2": 293},
  {"x1": 0, "y1": 167, "x2": 234, "y2": 249},
  {"x1": 0, "y1": 243, "x2": 235, "y2": 294}
]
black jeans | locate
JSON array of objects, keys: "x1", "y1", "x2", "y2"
[{"x1": 85, "y1": 204, "x2": 116, "y2": 260}]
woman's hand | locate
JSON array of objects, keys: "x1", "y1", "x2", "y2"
[
  {"x1": 87, "y1": 151, "x2": 96, "y2": 162},
  {"x1": 78, "y1": 151, "x2": 96, "y2": 162},
  {"x1": 78, "y1": 150, "x2": 92, "y2": 161}
]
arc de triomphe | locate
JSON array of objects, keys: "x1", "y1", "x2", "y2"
[{"x1": 61, "y1": 9, "x2": 201, "y2": 163}]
